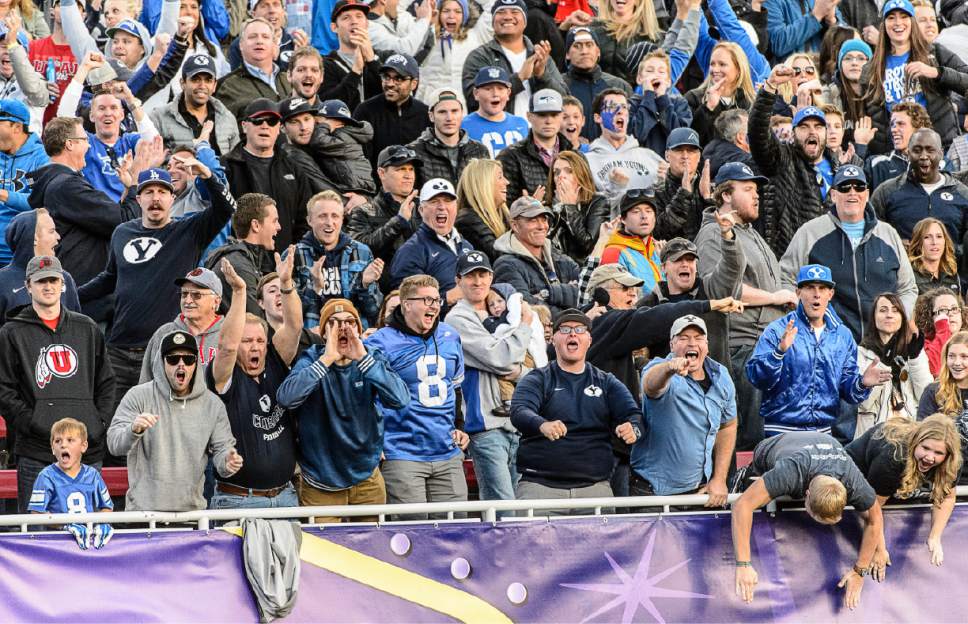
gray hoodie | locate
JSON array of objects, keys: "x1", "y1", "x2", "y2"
[
  {"x1": 584, "y1": 135, "x2": 662, "y2": 202},
  {"x1": 108, "y1": 331, "x2": 236, "y2": 511}
]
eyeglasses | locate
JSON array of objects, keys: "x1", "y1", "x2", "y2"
[
  {"x1": 180, "y1": 290, "x2": 213, "y2": 301},
  {"x1": 934, "y1": 306, "x2": 962, "y2": 316},
  {"x1": 556, "y1": 325, "x2": 588, "y2": 335},
  {"x1": 326, "y1": 318, "x2": 357, "y2": 327},
  {"x1": 381, "y1": 73, "x2": 410, "y2": 84},
  {"x1": 835, "y1": 182, "x2": 868, "y2": 193},
  {"x1": 792, "y1": 66, "x2": 816, "y2": 76},
  {"x1": 406, "y1": 296, "x2": 442, "y2": 307},
  {"x1": 246, "y1": 116, "x2": 280, "y2": 127},
  {"x1": 68, "y1": 135, "x2": 89, "y2": 143},
  {"x1": 164, "y1": 354, "x2": 197, "y2": 366}
]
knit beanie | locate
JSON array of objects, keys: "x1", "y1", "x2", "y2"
[
  {"x1": 319, "y1": 298, "x2": 363, "y2": 333},
  {"x1": 837, "y1": 39, "x2": 873, "y2": 68},
  {"x1": 491, "y1": 0, "x2": 527, "y2": 24}
]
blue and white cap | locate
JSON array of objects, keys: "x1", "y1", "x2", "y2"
[
  {"x1": 137, "y1": 168, "x2": 174, "y2": 193},
  {"x1": 319, "y1": 99, "x2": 363, "y2": 127},
  {"x1": 474, "y1": 66, "x2": 512, "y2": 88},
  {"x1": 491, "y1": 0, "x2": 527, "y2": 20},
  {"x1": 796, "y1": 264, "x2": 836, "y2": 288},
  {"x1": 833, "y1": 164, "x2": 867, "y2": 187},
  {"x1": 882, "y1": 0, "x2": 915, "y2": 16},
  {"x1": 792, "y1": 106, "x2": 826, "y2": 127},
  {"x1": 713, "y1": 162, "x2": 768, "y2": 185}
]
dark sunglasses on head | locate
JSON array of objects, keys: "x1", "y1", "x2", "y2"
[
  {"x1": 246, "y1": 116, "x2": 280, "y2": 127},
  {"x1": 165, "y1": 354, "x2": 197, "y2": 366},
  {"x1": 836, "y1": 182, "x2": 867, "y2": 193},
  {"x1": 624, "y1": 188, "x2": 655, "y2": 200}
]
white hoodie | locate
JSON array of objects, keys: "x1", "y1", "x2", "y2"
[{"x1": 584, "y1": 135, "x2": 662, "y2": 201}]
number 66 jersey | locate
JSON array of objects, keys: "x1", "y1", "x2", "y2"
[{"x1": 365, "y1": 321, "x2": 465, "y2": 462}]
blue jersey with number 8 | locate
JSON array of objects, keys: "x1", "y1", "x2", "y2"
[
  {"x1": 29, "y1": 464, "x2": 113, "y2": 514},
  {"x1": 365, "y1": 322, "x2": 464, "y2": 461}
]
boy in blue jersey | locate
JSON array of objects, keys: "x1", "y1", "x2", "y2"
[
  {"x1": 30, "y1": 418, "x2": 113, "y2": 548},
  {"x1": 461, "y1": 67, "x2": 530, "y2": 158},
  {"x1": 365, "y1": 273, "x2": 470, "y2": 518}
]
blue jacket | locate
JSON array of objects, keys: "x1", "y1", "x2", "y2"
[
  {"x1": 0, "y1": 210, "x2": 80, "y2": 324},
  {"x1": 765, "y1": 0, "x2": 845, "y2": 60},
  {"x1": 140, "y1": 0, "x2": 228, "y2": 43},
  {"x1": 869, "y1": 171, "x2": 968, "y2": 242},
  {"x1": 629, "y1": 90, "x2": 694, "y2": 154},
  {"x1": 290, "y1": 231, "x2": 380, "y2": 329},
  {"x1": 633, "y1": 354, "x2": 736, "y2": 495},
  {"x1": 747, "y1": 303, "x2": 870, "y2": 435},
  {"x1": 311, "y1": 0, "x2": 339, "y2": 53},
  {"x1": 389, "y1": 223, "x2": 474, "y2": 298},
  {"x1": 277, "y1": 345, "x2": 410, "y2": 490},
  {"x1": 694, "y1": 0, "x2": 771, "y2": 84},
  {"x1": 0, "y1": 133, "x2": 48, "y2": 265}
]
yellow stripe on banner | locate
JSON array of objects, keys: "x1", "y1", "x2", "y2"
[{"x1": 224, "y1": 527, "x2": 514, "y2": 624}]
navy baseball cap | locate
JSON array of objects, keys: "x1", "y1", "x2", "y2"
[
  {"x1": 793, "y1": 106, "x2": 826, "y2": 127},
  {"x1": 381, "y1": 53, "x2": 419, "y2": 79},
  {"x1": 319, "y1": 99, "x2": 362, "y2": 127},
  {"x1": 0, "y1": 99, "x2": 29, "y2": 125},
  {"x1": 797, "y1": 264, "x2": 836, "y2": 288},
  {"x1": 565, "y1": 26, "x2": 597, "y2": 51},
  {"x1": 474, "y1": 66, "x2": 512, "y2": 88},
  {"x1": 832, "y1": 164, "x2": 867, "y2": 187},
  {"x1": 883, "y1": 0, "x2": 914, "y2": 16},
  {"x1": 182, "y1": 54, "x2": 217, "y2": 79},
  {"x1": 666, "y1": 127, "x2": 701, "y2": 150},
  {"x1": 457, "y1": 250, "x2": 492, "y2": 276},
  {"x1": 713, "y1": 162, "x2": 768, "y2": 185},
  {"x1": 137, "y1": 168, "x2": 174, "y2": 193}
]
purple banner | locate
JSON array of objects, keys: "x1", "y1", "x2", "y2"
[{"x1": 0, "y1": 507, "x2": 964, "y2": 622}]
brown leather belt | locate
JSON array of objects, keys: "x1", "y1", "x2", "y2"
[{"x1": 216, "y1": 481, "x2": 288, "y2": 498}]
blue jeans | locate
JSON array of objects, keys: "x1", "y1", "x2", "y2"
[
  {"x1": 209, "y1": 483, "x2": 300, "y2": 510},
  {"x1": 468, "y1": 429, "x2": 519, "y2": 506}
]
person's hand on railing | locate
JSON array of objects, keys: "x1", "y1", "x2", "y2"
[{"x1": 699, "y1": 478, "x2": 727, "y2": 507}]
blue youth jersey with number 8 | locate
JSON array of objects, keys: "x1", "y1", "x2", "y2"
[
  {"x1": 365, "y1": 323, "x2": 465, "y2": 462},
  {"x1": 28, "y1": 464, "x2": 113, "y2": 514}
]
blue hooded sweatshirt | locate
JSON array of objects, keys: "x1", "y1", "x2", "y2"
[
  {"x1": 0, "y1": 133, "x2": 49, "y2": 265},
  {"x1": 0, "y1": 210, "x2": 81, "y2": 325}
]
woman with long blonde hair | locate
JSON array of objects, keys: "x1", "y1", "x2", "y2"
[
  {"x1": 590, "y1": 0, "x2": 662, "y2": 83},
  {"x1": 846, "y1": 414, "x2": 961, "y2": 569},
  {"x1": 545, "y1": 151, "x2": 609, "y2": 260},
  {"x1": 908, "y1": 217, "x2": 961, "y2": 295},
  {"x1": 918, "y1": 332, "x2": 968, "y2": 483},
  {"x1": 455, "y1": 159, "x2": 510, "y2": 260},
  {"x1": 0, "y1": 0, "x2": 48, "y2": 39},
  {"x1": 685, "y1": 42, "x2": 757, "y2": 145}
]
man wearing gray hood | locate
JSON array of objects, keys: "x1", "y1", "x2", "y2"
[{"x1": 108, "y1": 329, "x2": 242, "y2": 511}]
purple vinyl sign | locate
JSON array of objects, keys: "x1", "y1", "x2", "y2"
[{"x1": 0, "y1": 507, "x2": 963, "y2": 622}]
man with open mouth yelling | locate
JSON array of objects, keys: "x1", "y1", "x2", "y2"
[{"x1": 747, "y1": 263, "x2": 893, "y2": 440}]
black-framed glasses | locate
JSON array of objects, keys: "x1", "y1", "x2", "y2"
[
  {"x1": 557, "y1": 325, "x2": 588, "y2": 335},
  {"x1": 793, "y1": 66, "x2": 816, "y2": 76},
  {"x1": 934, "y1": 306, "x2": 962, "y2": 316},
  {"x1": 180, "y1": 290, "x2": 213, "y2": 301},
  {"x1": 326, "y1": 318, "x2": 357, "y2": 327},
  {"x1": 381, "y1": 73, "x2": 410, "y2": 84},
  {"x1": 68, "y1": 135, "x2": 89, "y2": 143},
  {"x1": 407, "y1": 296, "x2": 442, "y2": 307},
  {"x1": 165, "y1": 354, "x2": 197, "y2": 366},
  {"x1": 246, "y1": 116, "x2": 280, "y2": 127},
  {"x1": 836, "y1": 182, "x2": 868, "y2": 193}
]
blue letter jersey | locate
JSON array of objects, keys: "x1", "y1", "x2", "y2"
[
  {"x1": 365, "y1": 322, "x2": 465, "y2": 462},
  {"x1": 29, "y1": 464, "x2": 113, "y2": 514},
  {"x1": 461, "y1": 112, "x2": 530, "y2": 157}
]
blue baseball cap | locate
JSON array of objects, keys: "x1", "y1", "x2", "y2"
[
  {"x1": 106, "y1": 18, "x2": 141, "y2": 40},
  {"x1": 0, "y1": 99, "x2": 29, "y2": 125},
  {"x1": 713, "y1": 162, "x2": 768, "y2": 185},
  {"x1": 793, "y1": 106, "x2": 826, "y2": 128},
  {"x1": 797, "y1": 264, "x2": 836, "y2": 288},
  {"x1": 832, "y1": 164, "x2": 867, "y2": 187},
  {"x1": 381, "y1": 53, "x2": 419, "y2": 80},
  {"x1": 137, "y1": 168, "x2": 174, "y2": 194},
  {"x1": 182, "y1": 54, "x2": 217, "y2": 79},
  {"x1": 882, "y1": 0, "x2": 914, "y2": 16},
  {"x1": 474, "y1": 66, "x2": 512, "y2": 88},
  {"x1": 666, "y1": 127, "x2": 701, "y2": 150},
  {"x1": 319, "y1": 99, "x2": 362, "y2": 127}
]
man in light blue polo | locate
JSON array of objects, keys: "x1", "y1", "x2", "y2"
[{"x1": 632, "y1": 314, "x2": 737, "y2": 507}]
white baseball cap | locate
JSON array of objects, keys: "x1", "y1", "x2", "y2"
[{"x1": 419, "y1": 178, "x2": 457, "y2": 202}]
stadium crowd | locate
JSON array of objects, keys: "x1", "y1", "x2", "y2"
[{"x1": 0, "y1": 0, "x2": 967, "y2": 607}]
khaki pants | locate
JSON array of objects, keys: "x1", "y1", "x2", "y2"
[{"x1": 297, "y1": 469, "x2": 386, "y2": 523}]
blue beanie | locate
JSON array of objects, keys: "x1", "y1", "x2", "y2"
[
  {"x1": 837, "y1": 39, "x2": 872, "y2": 67},
  {"x1": 437, "y1": 0, "x2": 469, "y2": 25}
]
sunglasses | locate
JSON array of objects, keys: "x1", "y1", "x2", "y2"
[
  {"x1": 164, "y1": 354, "x2": 197, "y2": 366},
  {"x1": 793, "y1": 66, "x2": 816, "y2": 76},
  {"x1": 836, "y1": 182, "x2": 868, "y2": 193},
  {"x1": 246, "y1": 116, "x2": 280, "y2": 127},
  {"x1": 623, "y1": 188, "x2": 656, "y2": 201}
]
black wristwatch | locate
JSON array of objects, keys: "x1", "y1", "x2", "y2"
[{"x1": 853, "y1": 564, "x2": 870, "y2": 577}]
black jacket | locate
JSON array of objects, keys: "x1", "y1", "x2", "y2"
[
  {"x1": 204, "y1": 238, "x2": 276, "y2": 315},
  {"x1": 492, "y1": 232, "x2": 581, "y2": 316},
  {"x1": 353, "y1": 94, "x2": 432, "y2": 172},
  {"x1": 28, "y1": 163, "x2": 140, "y2": 287},
  {"x1": 455, "y1": 208, "x2": 506, "y2": 262},
  {"x1": 297, "y1": 122, "x2": 377, "y2": 195},
  {"x1": 321, "y1": 51, "x2": 383, "y2": 111},
  {"x1": 653, "y1": 173, "x2": 710, "y2": 241},
  {"x1": 550, "y1": 193, "x2": 611, "y2": 261},
  {"x1": 684, "y1": 85, "x2": 753, "y2": 147},
  {"x1": 702, "y1": 138, "x2": 755, "y2": 180},
  {"x1": 407, "y1": 128, "x2": 490, "y2": 187},
  {"x1": 859, "y1": 44, "x2": 968, "y2": 154},
  {"x1": 344, "y1": 191, "x2": 420, "y2": 292},
  {"x1": 497, "y1": 131, "x2": 578, "y2": 205},
  {"x1": 223, "y1": 144, "x2": 315, "y2": 252},
  {"x1": 0, "y1": 306, "x2": 114, "y2": 463},
  {"x1": 564, "y1": 65, "x2": 633, "y2": 140}
]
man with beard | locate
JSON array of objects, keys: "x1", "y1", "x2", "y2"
[
  {"x1": 150, "y1": 54, "x2": 240, "y2": 156},
  {"x1": 407, "y1": 88, "x2": 489, "y2": 186},
  {"x1": 783, "y1": 165, "x2": 917, "y2": 343},
  {"x1": 461, "y1": 0, "x2": 567, "y2": 116},
  {"x1": 695, "y1": 162, "x2": 795, "y2": 451},
  {"x1": 354, "y1": 54, "x2": 431, "y2": 172},
  {"x1": 584, "y1": 89, "x2": 662, "y2": 199},
  {"x1": 205, "y1": 256, "x2": 303, "y2": 510},
  {"x1": 561, "y1": 26, "x2": 631, "y2": 142},
  {"x1": 511, "y1": 309, "x2": 641, "y2": 510},
  {"x1": 79, "y1": 165, "x2": 235, "y2": 419},
  {"x1": 287, "y1": 47, "x2": 324, "y2": 106},
  {"x1": 652, "y1": 127, "x2": 710, "y2": 241},
  {"x1": 752, "y1": 64, "x2": 862, "y2": 256},
  {"x1": 461, "y1": 66, "x2": 529, "y2": 158},
  {"x1": 870, "y1": 129, "x2": 968, "y2": 244},
  {"x1": 364, "y1": 274, "x2": 469, "y2": 518}
]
